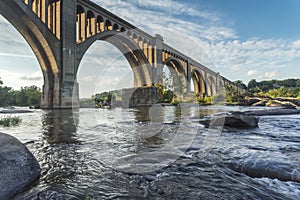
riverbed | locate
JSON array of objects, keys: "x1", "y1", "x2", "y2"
[{"x1": 1, "y1": 105, "x2": 300, "y2": 199}]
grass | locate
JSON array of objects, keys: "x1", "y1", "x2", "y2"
[{"x1": 0, "y1": 116, "x2": 21, "y2": 127}]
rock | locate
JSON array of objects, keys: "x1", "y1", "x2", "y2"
[
  {"x1": 271, "y1": 100, "x2": 297, "y2": 109},
  {"x1": 0, "y1": 132, "x2": 41, "y2": 199},
  {"x1": 199, "y1": 112, "x2": 259, "y2": 128},
  {"x1": 37, "y1": 190, "x2": 59, "y2": 200},
  {"x1": 0, "y1": 109, "x2": 33, "y2": 114},
  {"x1": 245, "y1": 108, "x2": 300, "y2": 116},
  {"x1": 245, "y1": 97, "x2": 262, "y2": 106},
  {"x1": 252, "y1": 100, "x2": 267, "y2": 107},
  {"x1": 227, "y1": 155, "x2": 300, "y2": 183}
]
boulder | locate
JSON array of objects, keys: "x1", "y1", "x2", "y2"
[
  {"x1": 0, "y1": 132, "x2": 41, "y2": 199},
  {"x1": 199, "y1": 112, "x2": 259, "y2": 128}
]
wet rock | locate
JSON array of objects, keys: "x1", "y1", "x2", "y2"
[
  {"x1": 37, "y1": 190, "x2": 60, "y2": 200},
  {"x1": 0, "y1": 132, "x2": 41, "y2": 199},
  {"x1": 228, "y1": 158, "x2": 300, "y2": 183},
  {"x1": 199, "y1": 112, "x2": 259, "y2": 128}
]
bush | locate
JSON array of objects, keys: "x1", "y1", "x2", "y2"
[
  {"x1": 170, "y1": 98, "x2": 181, "y2": 106},
  {"x1": 198, "y1": 96, "x2": 212, "y2": 105},
  {"x1": 0, "y1": 116, "x2": 21, "y2": 127}
]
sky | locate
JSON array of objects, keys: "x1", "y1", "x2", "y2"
[{"x1": 0, "y1": 0, "x2": 300, "y2": 98}]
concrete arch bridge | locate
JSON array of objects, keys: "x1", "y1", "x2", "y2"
[{"x1": 0, "y1": 0, "x2": 238, "y2": 108}]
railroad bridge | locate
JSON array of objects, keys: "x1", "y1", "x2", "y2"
[{"x1": 0, "y1": 0, "x2": 234, "y2": 108}]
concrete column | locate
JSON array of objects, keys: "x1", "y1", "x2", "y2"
[
  {"x1": 59, "y1": 0, "x2": 79, "y2": 108},
  {"x1": 204, "y1": 68, "x2": 208, "y2": 97},
  {"x1": 153, "y1": 34, "x2": 163, "y2": 84},
  {"x1": 216, "y1": 72, "x2": 220, "y2": 93},
  {"x1": 186, "y1": 58, "x2": 191, "y2": 93}
]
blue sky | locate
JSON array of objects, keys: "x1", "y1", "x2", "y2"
[{"x1": 0, "y1": 0, "x2": 300, "y2": 97}]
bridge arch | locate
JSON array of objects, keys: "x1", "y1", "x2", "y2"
[
  {"x1": 76, "y1": 31, "x2": 152, "y2": 87},
  {"x1": 191, "y1": 69, "x2": 206, "y2": 95},
  {"x1": 0, "y1": 0, "x2": 61, "y2": 107},
  {"x1": 207, "y1": 76, "x2": 217, "y2": 97},
  {"x1": 162, "y1": 57, "x2": 188, "y2": 96}
]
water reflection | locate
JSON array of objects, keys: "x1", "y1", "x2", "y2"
[
  {"x1": 42, "y1": 109, "x2": 79, "y2": 144},
  {"x1": 133, "y1": 105, "x2": 183, "y2": 123}
]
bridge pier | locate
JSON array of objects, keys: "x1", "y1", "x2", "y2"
[{"x1": 41, "y1": 74, "x2": 79, "y2": 109}]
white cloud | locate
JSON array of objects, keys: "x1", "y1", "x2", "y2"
[
  {"x1": 264, "y1": 71, "x2": 278, "y2": 78},
  {"x1": 20, "y1": 71, "x2": 43, "y2": 81},
  {"x1": 247, "y1": 70, "x2": 257, "y2": 76},
  {"x1": 0, "y1": 69, "x2": 43, "y2": 89},
  {"x1": 291, "y1": 40, "x2": 300, "y2": 49}
]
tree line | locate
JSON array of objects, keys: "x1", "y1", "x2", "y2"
[
  {"x1": 246, "y1": 78, "x2": 300, "y2": 98},
  {"x1": 0, "y1": 77, "x2": 41, "y2": 107}
]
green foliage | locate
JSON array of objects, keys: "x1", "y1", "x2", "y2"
[
  {"x1": 198, "y1": 96, "x2": 212, "y2": 105},
  {"x1": 170, "y1": 98, "x2": 180, "y2": 106},
  {"x1": 234, "y1": 80, "x2": 247, "y2": 90},
  {"x1": 0, "y1": 116, "x2": 21, "y2": 127},
  {"x1": 248, "y1": 79, "x2": 258, "y2": 89},
  {"x1": 0, "y1": 86, "x2": 15, "y2": 106},
  {"x1": 248, "y1": 78, "x2": 300, "y2": 93},
  {"x1": 0, "y1": 78, "x2": 41, "y2": 107},
  {"x1": 15, "y1": 86, "x2": 42, "y2": 106},
  {"x1": 94, "y1": 91, "x2": 115, "y2": 104},
  {"x1": 155, "y1": 84, "x2": 175, "y2": 103},
  {"x1": 224, "y1": 83, "x2": 244, "y2": 104},
  {"x1": 266, "y1": 86, "x2": 300, "y2": 98}
]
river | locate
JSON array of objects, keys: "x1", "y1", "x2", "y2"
[{"x1": 1, "y1": 105, "x2": 300, "y2": 199}]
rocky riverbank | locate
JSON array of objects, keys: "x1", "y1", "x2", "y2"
[{"x1": 244, "y1": 97, "x2": 300, "y2": 109}]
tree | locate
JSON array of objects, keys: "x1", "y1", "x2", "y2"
[
  {"x1": 15, "y1": 86, "x2": 41, "y2": 106},
  {"x1": 234, "y1": 80, "x2": 247, "y2": 90},
  {"x1": 296, "y1": 79, "x2": 300, "y2": 87},
  {"x1": 248, "y1": 79, "x2": 258, "y2": 89}
]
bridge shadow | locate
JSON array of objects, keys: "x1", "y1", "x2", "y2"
[{"x1": 42, "y1": 109, "x2": 79, "y2": 144}]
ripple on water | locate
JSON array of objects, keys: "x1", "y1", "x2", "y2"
[{"x1": 2, "y1": 107, "x2": 300, "y2": 199}]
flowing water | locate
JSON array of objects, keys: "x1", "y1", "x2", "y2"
[{"x1": 1, "y1": 105, "x2": 300, "y2": 199}]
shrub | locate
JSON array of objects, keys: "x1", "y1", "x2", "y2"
[
  {"x1": 0, "y1": 116, "x2": 21, "y2": 127},
  {"x1": 170, "y1": 98, "x2": 181, "y2": 106}
]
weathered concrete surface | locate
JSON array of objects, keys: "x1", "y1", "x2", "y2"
[
  {"x1": 0, "y1": 133, "x2": 41, "y2": 199},
  {"x1": 122, "y1": 87, "x2": 158, "y2": 108}
]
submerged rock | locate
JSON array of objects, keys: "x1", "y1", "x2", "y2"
[
  {"x1": 228, "y1": 158, "x2": 300, "y2": 183},
  {"x1": 0, "y1": 132, "x2": 41, "y2": 199},
  {"x1": 199, "y1": 112, "x2": 259, "y2": 128}
]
